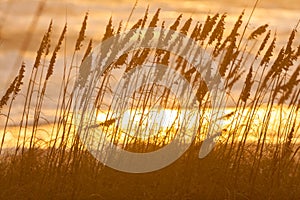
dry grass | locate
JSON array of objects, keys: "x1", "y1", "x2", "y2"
[{"x1": 0, "y1": 5, "x2": 300, "y2": 200}]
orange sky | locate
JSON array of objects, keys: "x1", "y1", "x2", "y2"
[{"x1": 0, "y1": 0, "x2": 299, "y2": 118}]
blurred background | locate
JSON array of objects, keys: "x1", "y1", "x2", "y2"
[
  {"x1": 0, "y1": 0, "x2": 299, "y2": 122},
  {"x1": 1, "y1": 0, "x2": 299, "y2": 86}
]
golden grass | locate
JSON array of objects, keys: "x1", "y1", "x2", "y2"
[{"x1": 0, "y1": 5, "x2": 300, "y2": 199}]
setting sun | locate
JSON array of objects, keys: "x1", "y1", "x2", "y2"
[{"x1": 0, "y1": 0, "x2": 299, "y2": 199}]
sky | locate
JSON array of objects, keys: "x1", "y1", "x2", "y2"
[
  {"x1": 1, "y1": 0, "x2": 299, "y2": 84},
  {"x1": 0, "y1": 0, "x2": 299, "y2": 148},
  {"x1": 0, "y1": 0, "x2": 299, "y2": 120}
]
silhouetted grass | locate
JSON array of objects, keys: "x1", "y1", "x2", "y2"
[{"x1": 0, "y1": 5, "x2": 299, "y2": 199}]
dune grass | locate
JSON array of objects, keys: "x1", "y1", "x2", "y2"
[{"x1": 0, "y1": 6, "x2": 300, "y2": 199}]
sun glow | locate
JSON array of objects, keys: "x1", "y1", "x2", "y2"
[{"x1": 94, "y1": 106, "x2": 300, "y2": 144}]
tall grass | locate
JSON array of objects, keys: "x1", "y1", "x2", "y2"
[{"x1": 0, "y1": 6, "x2": 300, "y2": 199}]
